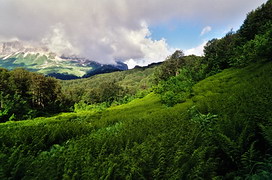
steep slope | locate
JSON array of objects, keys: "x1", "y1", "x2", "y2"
[{"x1": 1, "y1": 61, "x2": 272, "y2": 179}]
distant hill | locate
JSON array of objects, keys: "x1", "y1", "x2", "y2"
[
  {"x1": 0, "y1": 41, "x2": 128, "y2": 79},
  {"x1": 82, "y1": 61, "x2": 129, "y2": 78},
  {"x1": 61, "y1": 61, "x2": 158, "y2": 103},
  {"x1": 133, "y1": 62, "x2": 163, "y2": 70}
]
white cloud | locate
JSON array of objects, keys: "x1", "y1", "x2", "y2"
[
  {"x1": 185, "y1": 41, "x2": 207, "y2": 56},
  {"x1": 124, "y1": 24, "x2": 172, "y2": 69},
  {"x1": 0, "y1": 0, "x2": 267, "y2": 65},
  {"x1": 200, "y1": 26, "x2": 212, "y2": 36},
  {"x1": 125, "y1": 59, "x2": 138, "y2": 69},
  {"x1": 41, "y1": 23, "x2": 79, "y2": 56}
]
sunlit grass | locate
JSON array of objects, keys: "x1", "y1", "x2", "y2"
[{"x1": 1, "y1": 61, "x2": 272, "y2": 179}]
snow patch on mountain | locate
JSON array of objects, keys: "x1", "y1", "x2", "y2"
[{"x1": 0, "y1": 41, "x2": 128, "y2": 79}]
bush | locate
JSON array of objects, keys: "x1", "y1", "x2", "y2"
[
  {"x1": 154, "y1": 55, "x2": 206, "y2": 106},
  {"x1": 231, "y1": 23, "x2": 272, "y2": 67}
]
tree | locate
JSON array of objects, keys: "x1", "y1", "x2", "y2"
[
  {"x1": 82, "y1": 88, "x2": 101, "y2": 104},
  {"x1": 9, "y1": 68, "x2": 32, "y2": 100},
  {"x1": 154, "y1": 50, "x2": 185, "y2": 82},
  {"x1": 0, "y1": 68, "x2": 66, "y2": 122},
  {"x1": 30, "y1": 74, "x2": 61, "y2": 110},
  {"x1": 203, "y1": 31, "x2": 238, "y2": 74},
  {"x1": 238, "y1": 0, "x2": 272, "y2": 42},
  {"x1": 0, "y1": 68, "x2": 10, "y2": 109},
  {"x1": 99, "y1": 81, "x2": 124, "y2": 103}
]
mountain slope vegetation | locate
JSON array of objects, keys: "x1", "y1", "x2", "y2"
[
  {"x1": 61, "y1": 63, "x2": 158, "y2": 105},
  {"x1": 1, "y1": 61, "x2": 272, "y2": 179},
  {"x1": 0, "y1": 0, "x2": 272, "y2": 179}
]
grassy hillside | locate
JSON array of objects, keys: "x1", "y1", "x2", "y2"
[
  {"x1": 0, "y1": 1, "x2": 271, "y2": 179},
  {"x1": 1, "y1": 61, "x2": 272, "y2": 179},
  {"x1": 61, "y1": 65, "x2": 157, "y2": 104}
]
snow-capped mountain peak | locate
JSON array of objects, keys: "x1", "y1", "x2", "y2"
[{"x1": 0, "y1": 41, "x2": 128, "y2": 79}]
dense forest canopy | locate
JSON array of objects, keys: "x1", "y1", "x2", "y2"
[{"x1": 0, "y1": 68, "x2": 67, "y2": 122}]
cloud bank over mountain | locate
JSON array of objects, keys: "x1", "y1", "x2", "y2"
[{"x1": 0, "y1": 0, "x2": 266, "y2": 66}]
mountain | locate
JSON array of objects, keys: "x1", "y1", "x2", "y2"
[
  {"x1": 82, "y1": 62, "x2": 130, "y2": 78},
  {"x1": 1, "y1": 1, "x2": 272, "y2": 179},
  {"x1": 0, "y1": 41, "x2": 128, "y2": 79}
]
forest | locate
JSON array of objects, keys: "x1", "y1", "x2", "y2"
[{"x1": 0, "y1": 0, "x2": 272, "y2": 179}]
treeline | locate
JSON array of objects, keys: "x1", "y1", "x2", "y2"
[
  {"x1": 204, "y1": 0, "x2": 272, "y2": 72},
  {"x1": 0, "y1": 68, "x2": 67, "y2": 122},
  {"x1": 154, "y1": 0, "x2": 272, "y2": 106},
  {"x1": 74, "y1": 80, "x2": 126, "y2": 105},
  {"x1": 61, "y1": 66, "x2": 156, "y2": 106},
  {"x1": 0, "y1": 0, "x2": 271, "y2": 121},
  {"x1": 0, "y1": 60, "x2": 156, "y2": 122}
]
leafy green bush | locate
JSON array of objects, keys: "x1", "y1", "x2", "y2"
[
  {"x1": 231, "y1": 23, "x2": 272, "y2": 67},
  {"x1": 155, "y1": 74, "x2": 193, "y2": 106},
  {"x1": 74, "y1": 101, "x2": 108, "y2": 112},
  {"x1": 154, "y1": 55, "x2": 206, "y2": 106}
]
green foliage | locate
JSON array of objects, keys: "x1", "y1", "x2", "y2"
[
  {"x1": 203, "y1": 0, "x2": 272, "y2": 74},
  {"x1": 238, "y1": 0, "x2": 272, "y2": 42},
  {"x1": 231, "y1": 23, "x2": 272, "y2": 67},
  {"x1": 155, "y1": 73, "x2": 193, "y2": 106},
  {"x1": 74, "y1": 101, "x2": 108, "y2": 112},
  {"x1": 155, "y1": 55, "x2": 206, "y2": 106},
  {"x1": 189, "y1": 106, "x2": 218, "y2": 131},
  {"x1": 1, "y1": 61, "x2": 272, "y2": 179},
  {"x1": 203, "y1": 31, "x2": 238, "y2": 74},
  {"x1": 99, "y1": 81, "x2": 125, "y2": 103},
  {"x1": 0, "y1": 68, "x2": 67, "y2": 122},
  {"x1": 61, "y1": 64, "x2": 157, "y2": 105},
  {"x1": 0, "y1": 2, "x2": 272, "y2": 179},
  {"x1": 192, "y1": 62, "x2": 272, "y2": 178},
  {"x1": 154, "y1": 50, "x2": 185, "y2": 82}
]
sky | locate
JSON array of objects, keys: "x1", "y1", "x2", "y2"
[{"x1": 0, "y1": 0, "x2": 267, "y2": 68}]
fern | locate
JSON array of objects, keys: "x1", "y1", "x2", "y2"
[
  {"x1": 260, "y1": 121, "x2": 272, "y2": 148},
  {"x1": 240, "y1": 141, "x2": 259, "y2": 175}
]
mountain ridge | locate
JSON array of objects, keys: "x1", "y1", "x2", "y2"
[{"x1": 0, "y1": 41, "x2": 128, "y2": 79}]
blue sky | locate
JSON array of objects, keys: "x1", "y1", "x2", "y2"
[
  {"x1": 150, "y1": 20, "x2": 203, "y2": 49},
  {"x1": 149, "y1": 15, "x2": 248, "y2": 54},
  {"x1": 0, "y1": 0, "x2": 268, "y2": 68}
]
